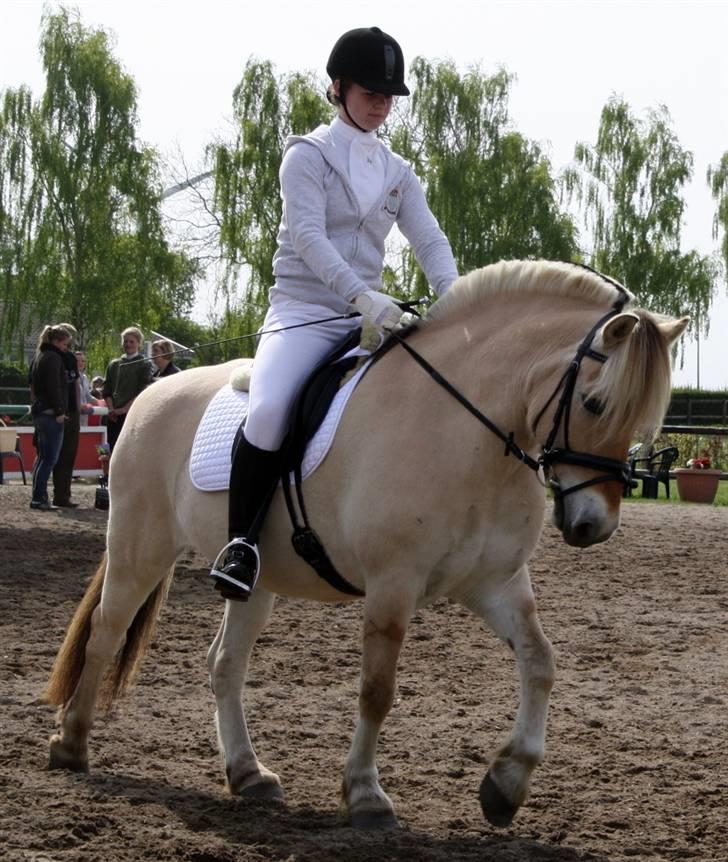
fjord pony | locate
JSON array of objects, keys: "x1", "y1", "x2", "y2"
[{"x1": 44, "y1": 260, "x2": 688, "y2": 829}]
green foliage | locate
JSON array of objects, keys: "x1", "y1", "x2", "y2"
[
  {"x1": 0, "y1": 7, "x2": 197, "y2": 355},
  {"x1": 0, "y1": 361, "x2": 27, "y2": 388},
  {"x1": 671, "y1": 386, "x2": 728, "y2": 397},
  {"x1": 388, "y1": 59, "x2": 577, "y2": 297},
  {"x1": 707, "y1": 151, "x2": 728, "y2": 277},
  {"x1": 150, "y1": 312, "x2": 251, "y2": 368},
  {"x1": 654, "y1": 432, "x2": 728, "y2": 472},
  {"x1": 213, "y1": 57, "x2": 577, "y2": 321},
  {"x1": 212, "y1": 61, "x2": 331, "y2": 332},
  {"x1": 566, "y1": 97, "x2": 719, "y2": 327}
]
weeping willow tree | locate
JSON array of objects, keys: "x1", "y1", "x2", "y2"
[
  {"x1": 0, "y1": 86, "x2": 34, "y2": 348},
  {"x1": 565, "y1": 96, "x2": 718, "y2": 329},
  {"x1": 707, "y1": 152, "x2": 728, "y2": 277},
  {"x1": 0, "y1": 7, "x2": 197, "y2": 359},
  {"x1": 387, "y1": 59, "x2": 577, "y2": 298},
  {"x1": 212, "y1": 60, "x2": 330, "y2": 346},
  {"x1": 212, "y1": 57, "x2": 577, "y2": 323}
]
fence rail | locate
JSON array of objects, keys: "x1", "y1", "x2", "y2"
[
  {"x1": 661, "y1": 425, "x2": 728, "y2": 436},
  {"x1": 666, "y1": 398, "x2": 728, "y2": 425}
]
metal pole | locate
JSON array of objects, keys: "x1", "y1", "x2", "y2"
[
  {"x1": 696, "y1": 299, "x2": 701, "y2": 390},
  {"x1": 161, "y1": 170, "x2": 214, "y2": 200}
]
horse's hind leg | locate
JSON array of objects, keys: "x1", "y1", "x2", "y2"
[
  {"x1": 340, "y1": 584, "x2": 417, "y2": 829},
  {"x1": 207, "y1": 588, "x2": 283, "y2": 799},
  {"x1": 463, "y1": 564, "x2": 556, "y2": 827},
  {"x1": 48, "y1": 526, "x2": 179, "y2": 772}
]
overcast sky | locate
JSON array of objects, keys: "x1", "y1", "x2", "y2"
[{"x1": 2, "y1": 0, "x2": 726, "y2": 387}]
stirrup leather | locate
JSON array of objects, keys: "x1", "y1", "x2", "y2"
[{"x1": 210, "y1": 537, "x2": 261, "y2": 594}]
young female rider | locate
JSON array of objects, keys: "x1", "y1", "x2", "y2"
[{"x1": 210, "y1": 26, "x2": 458, "y2": 601}]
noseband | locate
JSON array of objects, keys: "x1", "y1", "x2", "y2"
[{"x1": 389, "y1": 283, "x2": 633, "y2": 501}]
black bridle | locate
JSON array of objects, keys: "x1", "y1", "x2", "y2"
[
  {"x1": 388, "y1": 291, "x2": 634, "y2": 502},
  {"x1": 530, "y1": 305, "x2": 633, "y2": 500}
]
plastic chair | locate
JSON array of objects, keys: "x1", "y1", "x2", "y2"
[
  {"x1": 630, "y1": 446, "x2": 680, "y2": 499},
  {"x1": 623, "y1": 443, "x2": 643, "y2": 497},
  {"x1": 0, "y1": 421, "x2": 27, "y2": 485}
]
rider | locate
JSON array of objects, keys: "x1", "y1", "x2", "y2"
[{"x1": 210, "y1": 26, "x2": 459, "y2": 601}]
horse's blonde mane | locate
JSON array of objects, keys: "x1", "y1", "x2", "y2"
[
  {"x1": 428, "y1": 260, "x2": 634, "y2": 322},
  {"x1": 426, "y1": 260, "x2": 671, "y2": 442}
]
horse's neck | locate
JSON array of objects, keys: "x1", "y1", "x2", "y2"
[{"x1": 404, "y1": 296, "x2": 587, "y2": 445}]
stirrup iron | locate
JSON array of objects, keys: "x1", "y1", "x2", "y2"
[{"x1": 210, "y1": 537, "x2": 261, "y2": 600}]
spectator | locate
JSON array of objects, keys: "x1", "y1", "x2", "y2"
[
  {"x1": 151, "y1": 339, "x2": 181, "y2": 378},
  {"x1": 103, "y1": 327, "x2": 152, "y2": 452},
  {"x1": 51, "y1": 323, "x2": 81, "y2": 508},
  {"x1": 87, "y1": 374, "x2": 106, "y2": 427},
  {"x1": 29, "y1": 325, "x2": 70, "y2": 510},
  {"x1": 90, "y1": 376, "x2": 105, "y2": 400},
  {"x1": 75, "y1": 350, "x2": 100, "y2": 427}
]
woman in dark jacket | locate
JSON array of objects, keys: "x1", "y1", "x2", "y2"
[
  {"x1": 151, "y1": 339, "x2": 181, "y2": 378},
  {"x1": 30, "y1": 326, "x2": 71, "y2": 509}
]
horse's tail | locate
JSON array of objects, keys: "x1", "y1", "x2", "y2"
[{"x1": 43, "y1": 552, "x2": 173, "y2": 711}]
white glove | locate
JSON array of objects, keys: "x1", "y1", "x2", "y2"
[{"x1": 353, "y1": 290, "x2": 402, "y2": 330}]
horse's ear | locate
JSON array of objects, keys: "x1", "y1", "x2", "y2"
[
  {"x1": 657, "y1": 315, "x2": 690, "y2": 346},
  {"x1": 600, "y1": 312, "x2": 640, "y2": 349}
]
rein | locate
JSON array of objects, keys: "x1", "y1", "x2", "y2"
[
  {"x1": 387, "y1": 332, "x2": 540, "y2": 471},
  {"x1": 387, "y1": 294, "x2": 633, "y2": 501}
]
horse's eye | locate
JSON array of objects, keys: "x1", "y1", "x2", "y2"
[{"x1": 581, "y1": 393, "x2": 605, "y2": 416}]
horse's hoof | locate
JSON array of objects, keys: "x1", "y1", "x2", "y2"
[
  {"x1": 48, "y1": 736, "x2": 89, "y2": 773},
  {"x1": 479, "y1": 772, "x2": 518, "y2": 828},
  {"x1": 349, "y1": 809, "x2": 399, "y2": 830},
  {"x1": 235, "y1": 781, "x2": 285, "y2": 801}
]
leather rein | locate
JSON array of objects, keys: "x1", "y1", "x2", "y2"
[{"x1": 388, "y1": 294, "x2": 633, "y2": 502}]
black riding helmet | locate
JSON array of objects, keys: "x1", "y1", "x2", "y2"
[{"x1": 326, "y1": 27, "x2": 410, "y2": 96}]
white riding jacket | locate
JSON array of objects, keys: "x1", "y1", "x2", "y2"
[{"x1": 270, "y1": 119, "x2": 458, "y2": 314}]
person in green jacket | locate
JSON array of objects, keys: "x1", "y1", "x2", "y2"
[{"x1": 102, "y1": 327, "x2": 153, "y2": 452}]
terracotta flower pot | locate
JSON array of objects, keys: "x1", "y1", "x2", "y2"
[{"x1": 675, "y1": 468, "x2": 722, "y2": 504}]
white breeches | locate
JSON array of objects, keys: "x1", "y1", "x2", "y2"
[{"x1": 244, "y1": 298, "x2": 361, "y2": 451}]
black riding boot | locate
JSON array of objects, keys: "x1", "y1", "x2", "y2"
[{"x1": 210, "y1": 435, "x2": 282, "y2": 601}]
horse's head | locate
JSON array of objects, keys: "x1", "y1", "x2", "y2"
[
  {"x1": 528, "y1": 304, "x2": 688, "y2": 547},
  {"x1": 424, "y1": 260, "x2": 688, "y2": 548}
]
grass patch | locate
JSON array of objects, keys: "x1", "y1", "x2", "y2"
[{"x1": 624, "y1": 477, "x2": 728, "y2": 506}]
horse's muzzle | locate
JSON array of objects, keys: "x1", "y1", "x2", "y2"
[
  {"x1": 560, "y1": 514, "x2": 611, "y2": 547},
  {"x1": 551, "y1": 480, "x2": 618, "y2": 548}
]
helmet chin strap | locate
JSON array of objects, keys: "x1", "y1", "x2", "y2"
[{"x1": 340, "y1": 81, "x2": 368, "y2": 133}]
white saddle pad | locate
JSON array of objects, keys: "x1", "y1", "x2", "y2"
[{"x1": 189, "y1": 362, "x2": 369, "y2": 491}]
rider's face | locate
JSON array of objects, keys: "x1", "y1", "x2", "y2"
[{"x1": 337, "y1": 81, "x2": 393, "y2": 131}]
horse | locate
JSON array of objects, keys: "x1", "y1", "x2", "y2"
[{"x1": 43, "y1": 260, "x2": 688, "y2": 830}]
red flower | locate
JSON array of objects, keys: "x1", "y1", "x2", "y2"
[{"x1": 687, "y1": 457, "x2": 712, "y2": 469}]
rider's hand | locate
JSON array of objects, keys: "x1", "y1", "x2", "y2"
[{"x1": 353, "y1": 290, "x2": 402, "y2": 330}]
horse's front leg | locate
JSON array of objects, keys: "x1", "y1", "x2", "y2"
[
  {"x1": 207, "y1": 587, "x2": 283, "y2": 799},
  {"x1": 462, "y1": 564, "x2": 556, "y2": 827},
  {"x1": 341, "y1": 585, "x2": 417, "y2": 829}
]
